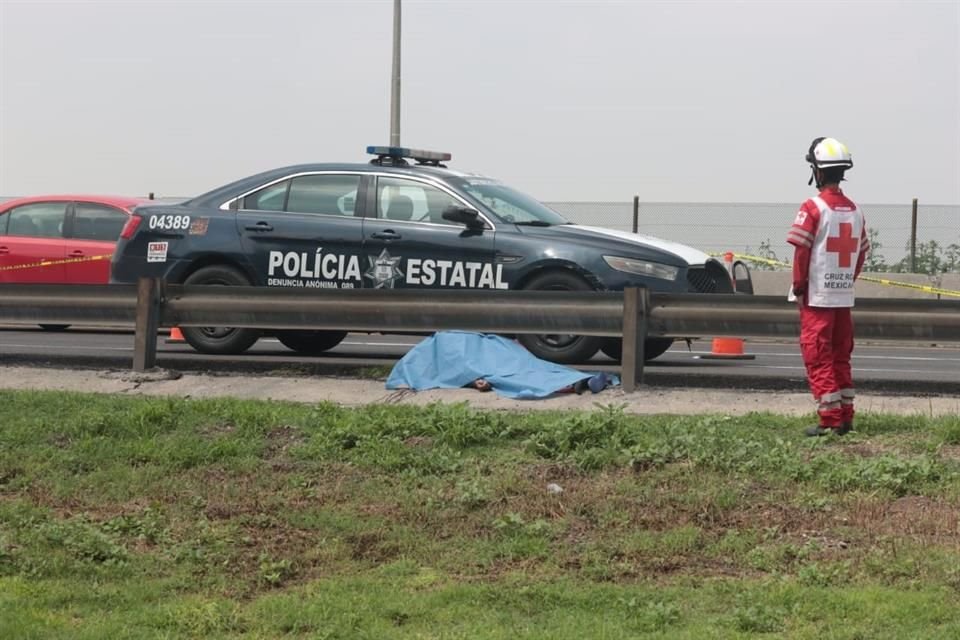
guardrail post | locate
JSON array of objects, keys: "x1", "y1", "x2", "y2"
[
  {"x1": 133, "y1": 277, "x2": 160, "y2": 372},
  {"x1": 621, "y1": 287, "x2": 649, "y2": 392}
]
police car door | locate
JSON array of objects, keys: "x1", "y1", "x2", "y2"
[
  {"x1": 237, "y1": 173, "x2": 366, "y2": 290},
  {"x1": 362, "y1": 176, "x2": 499, "y2": 290}
]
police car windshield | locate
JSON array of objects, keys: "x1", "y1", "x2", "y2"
[{"x1": 453, "y1": 178, "x2": 569, "y2": 226}]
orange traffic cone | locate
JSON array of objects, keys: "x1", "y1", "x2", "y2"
[
  {"x1": 697, "y1": 337, "x2": 756, "y2": 360},
  {"x1": 165, "y1": 327, "x2": 186, "y2": 344}
]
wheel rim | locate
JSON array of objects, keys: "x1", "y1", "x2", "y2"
[
  {"x1": 198, "y1": 326, "x2": 237, "y2": 340},
  {"x1": 191, "y1": 276, "x2": 239, "y2": 340},
  {"x1": 537, "y1": 283, "x2": 580, "y2": 350},
  {"x1": 539, "y1": 333, "x2": 581, "y2": 349}
]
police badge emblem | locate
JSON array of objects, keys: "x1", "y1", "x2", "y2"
[{"x1": 364, "y1": 249, "x2": 404, "y2": 288}]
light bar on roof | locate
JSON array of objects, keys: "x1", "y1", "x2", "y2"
[{"x1": 366, "y1": 146, "x2": 452, "y2": 162}]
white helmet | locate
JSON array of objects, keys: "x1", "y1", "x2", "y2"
[
  {"x1": 806, "y1": 137, "x2": 853, "y2": 169},
  {"x1": 806, "y1": 136, "x2": 852, "y2": 187}
]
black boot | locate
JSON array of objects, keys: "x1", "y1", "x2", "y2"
[{"x1": 804, "y1": 424, "x2": 850, "y2": 437}]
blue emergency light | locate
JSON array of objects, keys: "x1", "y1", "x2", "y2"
[{"x1": 366, "y1": 145, "x2": 452, "y2": 166}]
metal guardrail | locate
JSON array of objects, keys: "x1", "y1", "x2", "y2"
[{"x1": 1, "y1": 280, "x2": 959, "y2": 392}]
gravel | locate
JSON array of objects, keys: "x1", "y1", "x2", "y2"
[{"x1": 2, "y1": 365, "x2": 957, "y2": 417}]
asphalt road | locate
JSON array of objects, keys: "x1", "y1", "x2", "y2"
[{"x1": 1, "y1": 326, "x2": 957, "y2": 395}]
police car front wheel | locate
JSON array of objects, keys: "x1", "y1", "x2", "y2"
[
  {"x1": 600, "y1": 337, "x2": 674, "y2": 362},
  {"x1": 275, "y1": 330, "x2": 348, "y2": 355},
  {"x1": 516, "y1": 270, "x2": 604, "y2": 364}
]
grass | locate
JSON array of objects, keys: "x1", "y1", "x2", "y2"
[{"x1": 1, "y1": 389, "x2": 959, "y2": 638}]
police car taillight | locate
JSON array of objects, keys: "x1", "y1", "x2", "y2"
[
  {"x1": 120, "y1": 214, "x2": 142, "y2": 240},
  {"x1": 366, "y1": 145, "x2": 452, "y2": 166}
]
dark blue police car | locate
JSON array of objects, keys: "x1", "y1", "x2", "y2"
[{"x1": 111, "y1": 147, "x2": 734, "y2": 363}]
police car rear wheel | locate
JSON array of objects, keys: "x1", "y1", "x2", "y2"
[
  {"x1": 181, "y1": 265, "x2": 262, "y2": 355},
  {"x1": 600, "y1": 337, "x2": 674, "y2": 362},
  {"x1": 275, "y1": 330, "x2": 347, "y2": 355},
  {"x1": 517, "y1": 271, "x2": 603, "y2": 364}
]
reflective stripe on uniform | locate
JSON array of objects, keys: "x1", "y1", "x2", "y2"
[
  {"x1": 819, "y1": 391, "x2": 842, "y2": 404},
  {"x1": 787, "y1": 228, "x2": 814, "y2": 247}
]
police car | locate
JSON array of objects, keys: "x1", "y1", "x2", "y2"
[{"x1": 110, "y1": 146, "x2": 735, "y2": 363}]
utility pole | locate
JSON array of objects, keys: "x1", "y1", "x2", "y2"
[{"x1": 390, "y1": 0, "x2": 401, "y2": 146}]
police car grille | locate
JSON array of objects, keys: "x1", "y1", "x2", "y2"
[{"x1": 686, "y1": 263, "x2": 733, "y2": 294}]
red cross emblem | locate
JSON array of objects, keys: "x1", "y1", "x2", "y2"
[{"x1": 826, "y1": 222, "x2": 858, "y2": 268}]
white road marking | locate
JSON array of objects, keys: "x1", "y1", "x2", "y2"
[
  {"x1": 677, "y1": 349, "x2": 960, "y2": 362},
  {"x1": 740, "y1": 364, "x2": 940, "y2": 374},
  {"x1": 341, "y1": 340, "x2": 420, "y2": 348},
  {"x1": 0, "y1": 343, "x2": 132, "y2": 351}
]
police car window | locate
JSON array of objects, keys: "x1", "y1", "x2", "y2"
[
  {"x1": 453, "y1": 179, "x2": 568, "y2": 225},
  {"x1": 377, "y1": 177, "x2": 461, "y2": 225},
  {"x1": 286, "y1": 175, "x2": 360, "y2": 216},
  {"x1": 5, "y1": 202, "x2": 67, "y2": 238},
  {"x1": 242, "y1": 180, "x2": 289, "y2": 211},
  {"x1": 73, "y1": 203, "x2": 127, "y2": 241}
]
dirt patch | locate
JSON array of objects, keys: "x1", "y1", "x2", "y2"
[
  {"x1": 841, "y1": 442, "x2": 897, "y2": 458},
  {"x1": 347, "y1": 531, "x2": 400, "y2": 562},
  {"x1": 939, "y1": 445, "x2": 960, "y2": 461},
  {"x1": 199, "y1": 422, "x2": 235, "y2": 439},
  {"x1": 263, "y1": 425, "x2": 304, "y2": 457},
  {"x1": 882, "y1": 495, "x2": 959, "y2": 536}
]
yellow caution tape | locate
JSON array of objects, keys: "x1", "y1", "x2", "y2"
[
  {"x1": 857, "y1": 276, "x2": 960, "y2": 298},
  {"x1": 726, "y1": 253, "x2": 791, "y2": 269},
  {"x1": 712, "y1": 252, "x2": 960, "y2": 298},
  {"x1": 0, "y1": 253, "x2": 113, "y2": 273}
]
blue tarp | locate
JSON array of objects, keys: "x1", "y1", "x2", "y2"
[{"x1": 386, "y1": 331, "x2": 618, "y2": 399}]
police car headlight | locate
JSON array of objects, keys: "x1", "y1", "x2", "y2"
[{"x1": 602, "y1": 256, "x2": 680, "y2": 281}]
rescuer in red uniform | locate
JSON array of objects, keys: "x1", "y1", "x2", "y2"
[{"x1": 787, "y1": 137, "x2": 869, "y2": 437}]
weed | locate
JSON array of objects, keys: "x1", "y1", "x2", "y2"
[
  {"x1": 620, "y1": 597, "x2": 682, "y2": 632},
  {"x1": 812, "y1": 453, "x2": 949, "y2": 496},
  {"x1": 455, "y1": 477, "x2": 491, "y2": 509},
  {"x1": 492, "y1": 512, "x2": 527, "y2": 535},
  {"x1": 41, "y1": 516, "x2": 128, "y2": 566},
  {"x1": 732, "y1": 603, "x2": 785, "y2": 633},
  {"x1": 164, "y1": 599, "x2": 248, "y2": 636},
  {"x1": 798, "y1": 561, "x2": 852, "y2": 587},
  {"x1": 258, "y1": 554, "x2": 296, "y2": 587},
  {"x1": 102, "y1": 506, "x2": 169, "y2": 545},
  {"x1": 937, "y1": 419, "x2": 960, "y2": 446}
]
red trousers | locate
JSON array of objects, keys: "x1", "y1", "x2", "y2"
[{"x1": 799, "y1": 304, "x2": 855, "y2": 427}]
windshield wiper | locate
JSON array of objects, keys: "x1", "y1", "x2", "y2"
[{"x1": 513, "y1": 220, "x2": 552, "y2": 227}]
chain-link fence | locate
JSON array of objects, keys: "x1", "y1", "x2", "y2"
[
  {"x1": 546, "y1": 201, "x2": 960, "y2": 274},
  {"x1": 1, "y1": 195, "x2": 955, "y2": 273}
]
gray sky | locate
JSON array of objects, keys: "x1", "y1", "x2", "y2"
[{"x1": 1, "y1": 0, "x2": 958, "y2": 205}]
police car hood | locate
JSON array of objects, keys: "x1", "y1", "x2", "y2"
[{"x1": 542, "y1": 224, "x2": 711, "y2": 266}]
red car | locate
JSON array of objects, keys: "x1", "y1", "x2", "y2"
[{"x1": 0, "y1": 195, "x2": 149, "y2": 285}]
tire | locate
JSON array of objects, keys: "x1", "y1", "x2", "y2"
[
  {"x1": 275, "y1": 330, "x2": 347, "y2": 355},
  {"x1": 600, "y1": 337, "x2": 674, "y2": 362},
  {"x1": 516, "y1": 270, "x2": 603, "y2": 364},
  {"x1": 181, "y1": 265, "x2": 262, "y2": 355},
  {"x1": 39, "y1": 324, "x2": 70, "y2": 331}
]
